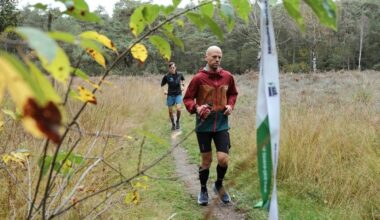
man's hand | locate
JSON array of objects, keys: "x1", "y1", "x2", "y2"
[
  {"x1": 224, "y1": 105, "x2": 232, "y2": 115},
  {"x1": 196, "y1": 104, "x2": 211, "y2": 120}
]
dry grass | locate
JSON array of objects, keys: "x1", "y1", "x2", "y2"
[{"x1": 231, "y1": 70, "x2": 380, "y2": 219}]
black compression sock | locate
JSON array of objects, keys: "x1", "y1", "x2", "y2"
[
  {"x1": 216, "y1": 164, "x2": 228, "y2": 188},
  {"x1": 199, "y1": 167, "x2": 209, "y2": 192}
]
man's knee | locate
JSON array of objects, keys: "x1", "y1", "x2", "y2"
[
  {"x1": 201, "y1": 153, "x2": 212, "y2": 168},
  {"x1": 217, "y1": 152, "x2": 229, "y2": 167}
]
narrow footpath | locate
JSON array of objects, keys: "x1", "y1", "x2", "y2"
[{"x1": 170, "y1": 131, "x2": 245, "y2": 220}]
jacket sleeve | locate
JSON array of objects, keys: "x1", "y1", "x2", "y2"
[
  {"x1": 161, "y1": 75, "x2": 167, "y2": 87},
  {"x1": 183, "y1": 76, "x2": 198, "y2": 114},
  {"x1": 227, "y1": 75, "x2": 238, "y2": 108}
]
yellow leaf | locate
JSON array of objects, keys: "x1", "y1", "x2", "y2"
[
  {"x1": 0, "y1": 54, "x2": 63, "y2": 143},
  {"x1": 1, "y1": 109, "x2": 19, "y2": 120},
  {"x1": 124, "y1": 135, "x2": 133, "y2": 140},
  {"x1": 79, "y1": 31, "x2": 118, "y2": 53},
  {"x1": 77, "y1": 86, "x2": 97, "y2": 104},
  {"x1": 0, "y1": 56, "x2": 34, "y2": 109},
  {"x1": 86, "y1": 80, "x2": 101, "y2": 90},
  {"x1": 40, "y1": 47, "x2": 71, "y2": 83},
  {"x1": 2, "y1": 151, "x2": 30, "y2": 168},
  {"x1": 133, "y1": 181, "x2": 148, "y2": 190},
  {"x1": 0, "y1": 72, "x2": 4, "y2": 104},
  {"x1": 131, "y1": 43, "x2": 148, "y2": 63},
  {"x1": 86, "y1": 48, "x2": 106, "y2": 68},
  {"x1": 124, "y1": 191, "x2": 139, "y2": 205}
]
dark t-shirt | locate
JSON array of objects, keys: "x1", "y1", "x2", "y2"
[{"x1": 161, "y1": 72, "x2": 185, "y2": 96}]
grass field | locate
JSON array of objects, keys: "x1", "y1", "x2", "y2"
[{"x1": 0, "y1": 71, "x2": 379, "y2": 219}]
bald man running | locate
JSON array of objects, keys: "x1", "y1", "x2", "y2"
[{"x1": 183, "y1": 46, "x2": 238, "y2": 206}]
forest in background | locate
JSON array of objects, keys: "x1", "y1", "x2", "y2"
[{"x1": 1, "y1": 0, "x2": 379, "y2": 75}]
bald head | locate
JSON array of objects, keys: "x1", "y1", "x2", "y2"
[
  {"x1": 205, "y1": 46, "x2": 223, "y2": 71},
  {"x1": 206, "y1": 46, "x2": 222, "y2": 56}
]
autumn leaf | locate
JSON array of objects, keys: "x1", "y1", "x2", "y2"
[
  {"x1": 23, "y1": 99, "x2": 63, "y2": 144},
  {"x1": 86, "y1": 48, "x2": 106, "y2": 68},
  {"x1": 1, "y1": 108, "x2": 20, "y2": 120},
  {"x1": 0, "y1": 53, "x2": 63, "y2": 143},
  {"x1": 124, "y1": 191, "x2": 140, "y2": 205},
  {"x1": 132, "y1": 182, "x2": 148, "y2": 190},
  {"x1": 79, "y1": 31, "x2": 118, "y2": 53},
  {"x1": 85, "y1": 80, "x2": 101, "y2": 90},
  {"x1": 77, "y1": 86, "x2": 97, "y2": 104},
  {"x1": 130, "y1": 43, "x2": 148, "y2": 63},
  {"x1": 2, "y1": 150, "x2": 31, "y2": 168},
  {"x1": 39, "y1": 46, "x2": 71, "y2": 83}
]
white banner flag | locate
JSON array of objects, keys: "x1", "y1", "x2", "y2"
[{"x1": 256, "y1": 0, "x2": 280, "y2": 219}]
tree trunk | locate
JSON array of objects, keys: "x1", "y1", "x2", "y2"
[
  {"x1": 358, "y1": 14, "x2": 364, "y2": 71},
  {"x1": 312, "y1": 51, "x2": 317, "y2": 73}
]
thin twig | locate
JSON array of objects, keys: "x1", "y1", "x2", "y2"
[
  {"x1": 101, "y1": 160, "x2": 127, "y2": 179},
  {"x1": 27, "y1": 139, "x2": 49, "y2": 219},
  {"x1": 142, "y1": 173, "x2": 179, "y2": 181},
  {"x1": 82, "y1": 189, "x2": 120, "y2": 220},
  {"x1": 63, "y1": 51, "x2": 86, "y2": 105},
  {"x1": 137, "y1": 136, "x2": 145, "y2": 173},
  {"x1": 0, "y1": 163, "x2": 32, "y2": 204},
  {"x1": 49, "y1": 127, "x2": 195, "y2": 219},
  {"x1": 53, "y1": 157, "x2": 103, "y2": 214}
]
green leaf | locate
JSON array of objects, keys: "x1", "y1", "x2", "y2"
[
  {"x1": 33, "y1": 3, "x2": 47, "y2": 10},
  {"x1": 64, "y1": 0, "x2": 101, "y2": 23},
  {"x1": 27, "y1": 62, "x2": 62, "y2": 104},
  {"x1": 162, "y1": 30, "x2": 184, "y2": 51},
  {"x1": 200, "y1": 2, "x2": 214, "y2": 18},
  {"x1": 175, "y1": 19, "x2": 184, "y2": 28},
  {"x1": 186, "y1": 12, "x2": 206, "y2": 31},
  {"x1": 12, "y1": 27, "x2": 58, "y2": 64},
  {"x1": 49, "y1": 31, "x2": 76, "y2": 44},
  {"x1": 38, "y1": 155, "x2": 55, "y2": 177},
  {"x1": 142, "y1": 4, "x2": 160, "y2": 25},
  {"x1": 56, "y1": 151, "x2": 84, "y2": 165},
  {"x1": 203, "y1": 15, "x2": 224, "y2": 42},
  {"x1": 304, "y1": 0, "x2": 337, "y2": 30},
  {"x1": 283, "y1": 0, "x2": 305, "y2": 31},
  {"x1": 231, "y1": 0, "x2": 251, "y2": 23},
  {"x1": 220, "y1": 3, "x2": 235, "y2": 32},
  {"x1": 162, "y1": 23, "x2": 174, "y2": 33},
  {"x1": 149, "y1": 35, "x2": 171, "y2": 61},
  {"x1": 162, "y1": 5, "x2": 175, "y2": 16},
  {"x1": 172, "y1": 0, "x2": 181, "y2": 7},
  {"x1": 130, "y1": 6, "x2": 146, "y2": 37},
  {"x1": 71, "y1": 68, "x2": 89, "y2": 81}
]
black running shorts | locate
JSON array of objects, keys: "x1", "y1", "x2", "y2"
[{"x1": 196, "y1": 130, "x2": 231, "y2": 154}]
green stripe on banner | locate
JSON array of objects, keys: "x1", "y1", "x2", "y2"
[{"x1": 257, "y1": 115, "x2": 272, "y2": 207}]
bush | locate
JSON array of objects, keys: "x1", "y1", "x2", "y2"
[
  {"x1": 283, "y1": 62, "x2": 310, "y2": 73},
  {"x1": 372, "y1": 63, "x2": 380, "y2": 71}
]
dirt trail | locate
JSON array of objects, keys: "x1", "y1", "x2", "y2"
[{"x1": 171, "y1": 131, "x2": 245, "y2": 220}]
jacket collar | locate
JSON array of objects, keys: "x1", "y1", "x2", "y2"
[{"x1": 201, "y1": 64, "x2": 222, "y2": 78}]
